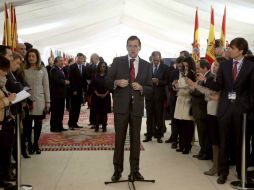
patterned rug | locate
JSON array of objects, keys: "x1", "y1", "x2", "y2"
[{"x1": 39, "y1": 106, "x2": 144, "y2": 151}]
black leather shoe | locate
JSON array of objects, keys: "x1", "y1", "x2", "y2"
[
  {"x1": 0, "y1": 181, "x2": 13, "y2": 188},
  {"x1": 165, "y1": 138, "x2": 173, "y2": 143},
  {"x1": 193, "y1": 154, "x2": 201, "y2": 159},
  {"x1": 176, "y1": 148, "x2": 183, "y2": 152},
  {"x1": 90, "y1": 125, "x2": 95, "y2": 129},
  {"x1": 35, "y1": 148, "x2": 41, "y2": 154},
  {"x1": 22, "y1": 152, "x2": 31, "y2": 159},
  {"x1": 217, "y1": 175, "x2": 227, "y2": 184},
  {"x1": 51, "y1": 129, "x2": 61, "y2": 132},
  {"x1": 69, "y1": 127, "x2": 75, "y2": 130},
  {"x1": 171, "y1": 142, "x2": 177, "y2": 149},
  {"x1": 111, "y1": 171, "x2": 121, "y2": 182},
  {"x1": 61, "y1": 128, "x2": 68, "y2": 131},
  {"x1": 143, "y1": 138, "x2": 152, "y2": 142},
  {"x1": 182, "y1": 149, "x2": 190, "y2": 154},
  {"x1": 157, "y1": 138, "x2": 163, "y2": 143},
  {"x1": 74, "y1": 125, "x2": 83, "y2": 128},
  {"x1": 129, "y1": 171, "x2": 144, "y2": 181},
  {"x1": 198, "y1": 155, "x2": 211, "y2": 160}
]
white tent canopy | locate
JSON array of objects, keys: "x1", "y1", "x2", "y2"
[{"x1": 1, "y1": 0, "x2": 254, "y2": 64}]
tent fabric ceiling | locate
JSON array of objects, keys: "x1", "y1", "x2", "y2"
[{"x1": 0, "y1": 0, "x2": 254, "y2": 63}]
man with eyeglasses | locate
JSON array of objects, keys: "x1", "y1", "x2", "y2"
[{"x1": 106, "y1": 36, "x2": 152, "y2": 182}]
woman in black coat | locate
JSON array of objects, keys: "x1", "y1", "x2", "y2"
[{"x1": 90, "y1": 62, "x2": 111, "y2": 132}]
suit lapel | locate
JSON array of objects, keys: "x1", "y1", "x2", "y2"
[
  {"x1": 136, "y1": 58, "x2": 143, "y2": 81},
  {"x1": 234, "y1": 59, "x2": 247, "y2": 86},
  {"x1": 56, "y1": 66, "x2": 64, "y2": 78},
  {"x1": 123, "y1": 55, "x2": 130, "y2": 80}
]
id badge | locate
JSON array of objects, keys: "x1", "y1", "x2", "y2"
[{"x1": 228, "y1": 92, "x2": 236, "y2": 100}]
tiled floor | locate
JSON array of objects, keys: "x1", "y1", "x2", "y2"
[{"x1": 17, "y1": 119, "x2": 239, "y2": 190}]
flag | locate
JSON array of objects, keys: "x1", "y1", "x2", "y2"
[
  {"x1": 50, "y1": 49, "x2": 54, "y2": 59},
  {"x1": 10, "y1": 4, "x2": 18, "y2": 50},
  {"x1": 220, "y1": 7, "x2": 226, "y2": 48},
  {"x1": 63, "y1": 52, "x2": 66, "y2": 64},
  {"x1": 2, "y1": 3, "x2": 12, "y2": 46},
  {"x1": 205, "y1": 7, "x2": 216, "y2": 65},
  {"x1": 192, "y1": 8, "x2": 200, "y2": 64}
]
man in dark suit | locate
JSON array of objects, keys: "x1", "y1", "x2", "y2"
[
  {"x1": 106, "y1": 36, "x2": 152, "y2": 181},
  {"x1": 143, "y1": 51, "x2": 168, "y2": 143},
  {"x1": 50, "y1": 56, "x2": 69, "y2": 132},
  {"x1": 191, "y1": 59, "x2": 213, "y2": 160},
  {"x1": 86, "y1": 53, "x2": 100, "y2": 127},
  {"x1": 205, "y1": 37, "x2": 254, "y2": 184},
  {"x1": 63, "y1": 58, "x2": 73, "y2": 111},
  {"x1": 68, "y1": 53, "x2": 87, "y2": 130}
]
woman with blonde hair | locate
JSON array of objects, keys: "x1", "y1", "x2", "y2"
[{"x1": 24, "y1": 48, "x2": 50, "y2": 154}]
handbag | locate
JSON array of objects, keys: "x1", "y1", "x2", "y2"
[{"x1": 1, "y1": 108, "x2": 16, "y2": 128}]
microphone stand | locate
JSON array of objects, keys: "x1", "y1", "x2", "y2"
[{"x1": 105, "y1": 177, "x2": 155, "y2": 190}]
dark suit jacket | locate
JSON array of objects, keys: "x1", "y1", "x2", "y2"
[
  {"x1": 152, "y1": 63, "x2": 169, "y2": 101},
  {"x1": 86, "y1": 63, "x2": 97, "y2": 80},
  {"x1": 106, "y1": 55, "x2": 152, "y2": 117},
  {"x1": 191, "y1": 70, "x2": 213, "y2": 119},
  {"x1": 167, "y1": 69, "x2": 179, "y2": 119},
  {"x1": 6, "y1": 72, "x2": 23, "y2": 93},
  {"x1": 6, "y1": 72, "x2": 24, "y2": 114},
  {"x1": 63, "y1": 65, "x2": 70, "y2": 80},
  {"x1": 206, "y1": 58, "x2": 254, "y2": 118},
  {"x1": 69, "y1": 63, "x2": 87, "y2": 97},
  {"x1": 50, "y1": 66, "x2": 67, "y2": 99}
]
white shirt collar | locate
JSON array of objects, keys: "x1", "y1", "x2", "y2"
[
  {"x1": 128, "y1": 55, "x2": 139, "y2": 62},
  {"x1": 153, "y1": 63, "x2": 160, "y2": 68},
  {"x1": 233, "y1": 57, "x2": 244, "y2": 65}
]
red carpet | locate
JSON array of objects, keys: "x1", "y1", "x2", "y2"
[{"x1": 39, "y1": 106, "x2": 144, "y2": 151}]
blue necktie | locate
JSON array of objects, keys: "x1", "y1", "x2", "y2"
[{"x1": 153, "y1": 65, "x2": 158, "y2": 77}]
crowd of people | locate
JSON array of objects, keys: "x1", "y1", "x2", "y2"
[
  {"x1": 0, "y1": 36, "x2": 253, "y2": 189},
  {"x1": 142, "y1": 37, "x2": 254, "y2": 185}
]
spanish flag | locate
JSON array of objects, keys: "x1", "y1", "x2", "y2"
[
  {"x1": 192, "y1": 8, "x2": 200, "y2": 64},
  {"x1": 205, "y1": 7, "x2": 216, "y2": 65},
  {"x1": 10, "y1": 4, "x2": 18, "y2": 50},
  {"x1": 220, "y1": 7, "x2": 226, "y2": 48},
  {"x1": 2, "y1": 3, "x2": 12, "y2": 46}
]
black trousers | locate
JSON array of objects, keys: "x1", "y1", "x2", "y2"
[
  {"x1": 25, "y1": 116, "x2": 43, "y2": 147},
  {"x1": 89, "y1": 109, "x2": 96, "y2": 125},
  {"x1": 218, "y1": 108, "x2": 243, "y2": 177},
  {"x1": 96, "y1": 111, "x2": 107, "y2": 127},
  {"x1": 171, "y1": 118, "x2": 179, "y2": 143},
  {"x1": 65, "y1": 87, "x2": 71, "y2": 110},
  {"x1": 68, "y1": 95, "x2": 82, "y2": 127},
  {"x1": 195, "y1": 117, "x2": 211, "y2": 156},
  {"x1": 146, "y1": 98, "x2": 164, "y2": 138},
  {"x1": 145, "y1": 99, "x2": 154, "y2": 138},
  {"x1": 178, "y1": 120, "x2": 194, "y2": 151},
  {"x1": 247, "y1": 118, "x2": 254, "y2": 166},
  {"x1": 50, "y1": 97, "x2": 65, "y2": 131},
  {"x1": 207, "y1": 115, "x2": 219, "y2": 145},
  {"x1": 113, "y1": 112, "x2": 142, "y2": 173},
  {"x1": 0, "y1": 124, "x2": 15, "y2": 181}
]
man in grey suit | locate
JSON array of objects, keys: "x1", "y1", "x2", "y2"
[{"x1": 106, "y1": 36, "x2": 152, "y2": 181}]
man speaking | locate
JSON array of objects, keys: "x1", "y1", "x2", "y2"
[{"x1": 106, "y1": 36, "x2": 152, "y2": 181}]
